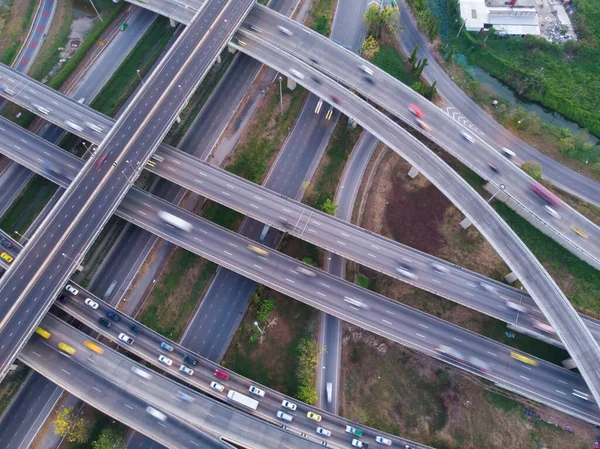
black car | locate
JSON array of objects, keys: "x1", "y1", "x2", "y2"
[
  {"x1": 131, "y1": 325, "x2": 143, "y2": 334},
  {"x1": 0, "y1": 239, "x2": 11, "y2": 249},
  {"x1": 99, "y1": 318, "x2": 112, "y2": 328},
  {"x1": 183, "y1": 355, "x2": 199, "y2": 366},
  {"x1": 106, "y1": 311, "x2": 120, "y2": 321},
  {"x1": 57, "y1": 294, "x2": 69, "y2": 304}
]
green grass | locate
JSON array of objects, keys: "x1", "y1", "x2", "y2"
[
  {"x1": 0, "y1": 0, "x2": 36, "y2": 65},
  {"x1": 305, "y1": 117, "x2": 362, "y2": 209},
  {"x1": 0, "y1": 175, "x2": 57, "y2": 234},
  {"x1": 90, "y1": 16, "x2": 173, "y2": 117},
  {"x1": 66, "y1": 410, "x2": 128, "y2": 449},
  {"x1": 202, "y1": 201, "x2": 243, "y2": 230},
  {"x1": 0, "y1": 368, "x2": 29, "y2": 416},
  {"x1": 486, "y1": 391, "x2": 521, "y2": 414},
  {"x1": 310, "y1": 0, "x2": 334, "y2": 36},
  {"x1": 372, "y1": 45, "x2": 419, "y2": 86},
  {"x1": 493, "y1": 202, "x2": 600, "y2": 315},
  {"x1": 139, "y1": 250, "x2": 216, "y2": 340},
  {"x1": 357, "y1": 275, "x2": 370, "y2": 289},
  {"x1": 302, "y1": 256, "x2": 314, "y2": 265}
]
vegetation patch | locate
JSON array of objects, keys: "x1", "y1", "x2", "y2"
[
  {"x1": 0, "y1": 0, "x2": 36, "y2": 65},
  {"x1": 308, "y1": 0, "x2": 335, "y2": 36}
]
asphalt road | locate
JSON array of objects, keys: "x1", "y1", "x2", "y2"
[
  {"x1": 51, "y1": 286, "x2": 431, "y2": 449},
  {"x1": 2, "y1": 141, "x2": 600, "y2": 426},
  {"x1": 395, "y1": 0, "x2": 600, "y2": 208},
  {"x1": 13, "y1": 0, "x2": 56, "y2": 74},
  {"x1": 0, "y1": 0, "x2": 254, "y2": 380},
  {"x1": 21, "y1": 317, "x2": 227, "y2": 449}
]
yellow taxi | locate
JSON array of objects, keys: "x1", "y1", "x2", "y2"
[
  {"x1": 570, "y1": 225, "x2": 589, "y2": 239},
  {"x1": 307, "y1": 411, "x2": 322, "y2": 422},
  {"x1": 35, "y1": 327, "x2": 51, "y2": 339},
  {"x1": 84, "y1": 340, "x2": 104, "y2": 354},
  {"x1": 58, "y1": 342, "x2": 76, "y2": 355},
  {"x1": 247, "y1": 244, "x2": 269, "y2": 256},
  {"x1": 510, "y1": 351, "x2": 538, "y2": 367},
  {"x1": 0, "y1": 252, "x2": 13, "y2": 263}
]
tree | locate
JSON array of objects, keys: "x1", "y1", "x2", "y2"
[
  {"x1": 413, "y1": 57, "x2": 429, "y2": 78},
  {"x1": 363, "y1": 4, "x2": 400, "y2": 39},
  {"x1": 361, "y1": 35, "x2": 380, "y2": 61},
  {"x1": 408, "y1": 45, "x2": 419, "y2": 69},
  {"x1": 92, "y1": 429, "x2": 127, "y2": 449},
  {"x1": 53, "y1": 406, "x2": 88, "y2": 444},
  {"x1": 320, "y1": 198, "x2": 338, "y2": 215},
  {"x1": 380, "y1": 5, "x2": 400, "y2": 34},
  {"x1": 521, "y1": 161, "x2": 543, "y2": 181},
  {"x1": 362, "y1": 5, "x2": 381, "y2": 37}
]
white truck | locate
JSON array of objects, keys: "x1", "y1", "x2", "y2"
[
  {"x1": 157, "y1": 211, "x2": 193, "y2": 232},
  {"x1": 227, "y1": 390, "x2": 259, "y2": 410},
  {"x1": 326, "y1": 382, "x2": 332, "y2": 403}
]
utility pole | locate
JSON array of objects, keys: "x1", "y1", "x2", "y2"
[
  {"x1": 278, "y1": 76, "x2": 283, "y2": 116},
  {"x1": 88, "y1": 0, "x2": 103, "y2": 22}
]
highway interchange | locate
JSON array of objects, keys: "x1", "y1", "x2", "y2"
[{"x1": 0, "y1": 0, "x2": 599, "y2": 445}]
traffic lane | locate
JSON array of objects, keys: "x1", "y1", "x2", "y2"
[
  {"x1": 21, "y1": 336, "x2": 224, "y2": 449},
  {"x1": 126, "y1": 0, "x2": 196, "y2": 25},
  {"x1": 0, "y1": 0, "x2": 251, "y2": 376},
  {"x1": 243, "y1": 9, "x2": 600, "y2": 258},
  {"x1": 39, "y1": 315, "x2": 357, "y2": 449}
]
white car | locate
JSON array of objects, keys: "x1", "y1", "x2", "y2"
[
  {"x1": 297, "y1": 266, "x2": 316, "y2": 277},
  {"x1": 249, "y1": 385, "x2": 265, "y2": 397},
  {"x1": 431, "y1": 263, "x2": 449, "y2": 273},
  {"x1": 343, "y1": 296, "x2": 370, "y2": 309},
  {"x1": 396, "y1": 266, "x2": 418, "y2": 280},
  {"x1": 289, "y1": 69, "x2": 305, "y2": 80},
  {"x1": 460, "y1": 131, "x2": 475, "y2": 143},
  {"x1": 146, "y1": 406, "x2": 167, "y2": 421},
  {"x1": 479, "y1": 282, "x2": 498, "y2": 293},
  {"x1": 210, "y1": 381, "x2": 225, "y2": 392},
  {"x1": 316, "y1": 427, "x2": 331, "y2": 437},
  {"x1": 118, "y1": 333, "x2": 134, "y2": 345},
  {"x1": 179, "y1": 365, "x2": 194, "y2": 376},
  {"x1": 352, "y1": 439, "x2": 366, "y2": 448},
  {"x1": 177, "y1": 391, "x2": 193, "y2": 402},
  {"x1": 359, "y1": 64, "x2": 374, "y2": 75},
  {"x1": 65, "y1": 284, "x2": 79, "y2": 295},
  {"x1": 158, "y1": 355, "x2": 172, "y2": 366},
  {"x1": 131, "y1": 366, "x2": 151, "y2": 379},
  {"x1": 544, "y1": 205, "x2": 561, "y2": 219},
  {"x1": 84, "y1": 298, "x2": 98, "y2": 309},
  {"x1": 376, "y1": 436, "x2": 392, "y2": 445},
  {"x1": 281, "y1": 400, "x2": 297, "y2": 410},
  {"x1": 277, "y1": 25, "x2": 293, "y2": 36}
]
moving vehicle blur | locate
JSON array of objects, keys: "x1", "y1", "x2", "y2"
[
  {"x1": 409, "y1": 104, "x2": 424, "y2": 119},
  {"x1": 530, "y1": 182, "x2": 559, "y2": 207},
  {"x1": 510, "y1": 351, "x2": 538, "y2": 366},
  {"x1": 157, "y1": 211, "x2": 193, "y2": 232},
  {"x1": 571, "y1": 225, "x2": 589, "y2": 239},
  {"x1": 277, "y1": 25, "x2": 292, "y2": 35},
  {"x1": 0, "y1": 252, "x2": 13, "y2": 263},
  {"x1": 247, "y1": 244, "x2": 268, "y2": 256}
]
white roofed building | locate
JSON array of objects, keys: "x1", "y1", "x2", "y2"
[{"x1": 459, "y1": 0, "x2": 541, "y2": 36}]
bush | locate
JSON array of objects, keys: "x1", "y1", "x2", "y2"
[
  {"x1": 295, "y1": 337, "x2": 322, "y2": 405},
  {"x1": 521, "y1": 161, "x2": 542, "y2": 181}
]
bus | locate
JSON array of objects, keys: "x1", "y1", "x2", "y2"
[
  {"x1": 35, "y1": 327, "x2": 51, "y2": 339},
  {"x1": 58, "y1": 342, "x2": 76, "y2": 355},
  {"x1": 227, "y1": 390, "x2": 259, "y2": 410},
  {"x1": 84, "y1": 340, "x2": 104, "y2": 354},
  {"x1": 530, "y1": 182, "x2": 559, "y2": 207},
  {"x1": 157, "y1": 211, "x2": 193, "y2": 232},
  {"x1": 510, "y1": 351, "x2": 538, "y2": 366}
]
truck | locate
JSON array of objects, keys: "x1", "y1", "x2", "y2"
[
  {"x1": 227, "y1": 390, "x2": 259, "y2": 410},
  {"x1": 158, "y1": 211, "x2": 193, "y2": 232},
  {"x1": 326, "y1": 382, "x2": 332, "y2": 403},
  {"x1": 345, "y1": 425, "x2": 363, "y2": 437}
]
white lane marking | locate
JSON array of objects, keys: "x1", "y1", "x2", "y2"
[
  {"x1": 93, "y1": 387, "x2": 102, "y2": 392},
  {"x1": 557, "y1": 380, "x2": 568, "y2": 385},
  {"x1": 467, "y1": 283, "x2": 476, "y2": 288},
  {"x1": 464, "y1": 292, "x2": 474, "y2": 297},
  {"x1": 317, "y1": 291, "x2": 326, "y2": 297},
  {"x1": 253, "y1": 195, "x2": 263, "y2": 201},
  {"x1": 385, "y1": 310, "x2": 395, "y2": 315},
  {"x1": 432, "y1": 279, "x2": 441, "y2": 284},
  {"x1": 416, "y1": 333, "x2": 426, "y2": 339},
  {"x1": 253, "y1": 264, "x2": 263, "y2": 270},
  {"x1": 418, "y1": 323, "x2": 428, "y2": 329},
  {"x1": 124, "y1": 404, "x2": 133, "y2": 410},
  {"x1": 283, "y1": 208, "x2": 292, "y2": 213},
  {"x1": 320, "y1": 283, "x2": 331, "y2": 288},
  {"x1": 61, "y1": 369, "x2": 70, "y2": 375},
  {"x1": 520, "y1": 375, "x2": 530, "y2": 381},
  {"x1": 556, "y1": 390, "x2": 566, "y2": 396},
  {"x1": 250, "y1": 203, "x2": 259, "y2": 209},
  {"x1": 453, "y1": 337, "x2": 462, "y2": 342},
  {"x1": 336, "y1": 240, "x2": 346, "y2": 246},
  {"x1": 367, "y1": 253, "x2": 377, "y2": 258},
  {"x1": 341, "y1": 232, "x2": 350, "y2": 237},
  {"x1": 487, "y1": 351, "x2": 497, "y2": 357},
  {"x1": 371, "y1": 244, "x2": 380, "y2": 249},
  {"x1": 224, "y1": 251, "x2": 233, "y2": 256},
  {"x1": 285, "y1": 278, "x2": 295, "y2": 283},
  {"x1": 382, "y1": 319, "x2": 392, "y2": 325}
]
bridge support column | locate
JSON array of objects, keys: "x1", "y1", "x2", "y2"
[
  {"x1": 228, "y1": 42, "x2": 238, "y2": 54},
  {"x1": 287, "y1": 78, "x2": 297, "y2": 90},
  {"x1": 460, "y1": 217, "x2": 472, "y2": 229},
  {"x1": 504, "y1": 271, "x2": 518, "y2": 284},
  {"x1": 407, "y1": 166, "x2": 419, "y2": 179},
  {"x1": 562, "y1": 358, "x2": 577, "y2": 370},
  {"x1": 215, "y1": 54, "x2": 221, "y2": 64},
  {"x1": 169, "y1": 18, "x2": 177, "y2": 28}
]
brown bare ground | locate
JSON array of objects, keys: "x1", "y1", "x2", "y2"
[
  {"x1": 0, "y1": 0, "x2": 35, "y2": 58},
  {"x1": 340, "y1": 325, "x2": 594, "y2": 449}
]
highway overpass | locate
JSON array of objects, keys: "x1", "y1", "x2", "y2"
[{"x1": 0, "y1": 0, "x2": 254, "y2": 380}]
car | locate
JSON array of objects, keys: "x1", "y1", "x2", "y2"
[
  {"x1": 120, "y1": 22, "x2": 128, "y2": 31},
  {"x1": 277, "y1": 410, "x2": 293, "y2": 422},
  {"x1": 158, "y1": 355, "x2": 173, "y2": 366},
  {"x1": 306, "y1": 411, "x2": 322, "y2": 422},
  {"x1": 345, "y1": 425, "x2": 363, "y2": 436},
  {"x1": 461, "y1": 131, "x2": 475, "y2": 143},
  {"x1": 131, "y1": 325, "x2": 143, "y2": 334},
  {"x1": 290, "y1": 69, "x2": 305, "y2": 80},
  {"x1": 145, "y1": 406, "x2": 166, "y2": 421},
  {"x1": 210, "y1": 381, "x2": 225, "y2": 392},
  {"x1": 506, "y1": 300, "x2": 528, "y2": 313},
  {"x1": 0, "y1": 239, "x2": 11, "y2": 248},
  {"x1": 316, "y1": 427, "x2": 331, "y2": 437},
  {"x1": 65, "y1": 284, "x2": 79, "y2": 295},
  {"x1": 409, "y1": 103, "x2": 424, "y2": 118},
  {"x1": 501, "y1": 147, "x2": 516, "y2": 159},
  {"x1": 479, "y1": 282, "x2": 497, "y2": 293},
  {"x1": 375, "y1": 436, "x2": 392, "y2": 445},
  {"x1": 249, "y1": 385, "x2": 265, "y2": 397},
  {"x1": 488, "y1": 161, "x2": 498, "y2": 172},
  {"x1": 343, "y1": 296, "x2": 369, "y2": 309},
  {"x1": 352, "y1": 439, "x2": 367, "y2": 448},
  {"x1": 309, "y1": 57, "x2": 319, "y2": 64},
  {"x1": 214, "y1": 369, "x2": 229, "y2": 380},
  {"x1": 179, "y1": 365, "x2": 194, "y2": 376},
  {"x1": 510, "y1": 351, "x2": 538, "y2": 366},
  {"x1": 84, "y1": 298, "x2": 99, "y2": 309},
  {"x1": 281, "y1": 400, "x2": 297, "y2": 410},
  {"x1": 95, "y1": 154, "x2": 107, "y2": 170},
  {"x1": 405, "y1": 446, "x2": 415, "y2": 449},
  {"x1": 248, "y1": 244, "x2": 269, "y2": 256},
  {"x1": 160, "y1": 342, "x2": 174, "y2": 352},
  {"x1": 99, "y1": 318, "x2": 112, "y2": 328},
  {"x1": 431, "y1": 263, "x2": 449, "y2": 273},
  {"x1": 248, "y1": 24, "x2": 262, "y2": 32},
  {"x1": 33, "y1": 104, "x2": 51, "y2": 115},
  {"x1": 57, "y1": 294, "x2": 69, "y2": 304},
  {"x1": 396, "y1": 263, "x2": 418, "y2": 280},
  {"x1": 544, "y1": 205, "x2": 561, "y2": 219},
  {"x1": 118, "y1": 333, "x2": 134, "y2": 345},
  {"x1": 311, "y1": 75, "x2": 322, "y2": 85},
  {"x1": 532, "y1": 319, "x2": 556, "y2": 334},
  {"x1": 106, "y1": 310, "x2": 120, "y2": 321},
  {"x1": 297, "y1": 266, "x2": 316, "y2": 277},
  {"x1": 183, "y1": 355, "x2": 198, "y2": 366},
  {"x1": 416, "y1": 118, "x2": 431, "y2": 132},
  {"x1": 330, "y1": 94, "x2": 341, "y2": 104},
  {"x1": 571, "y1": 225, "x2": 589, "y2": 239},
  {"x1": 235, "y1": 38, "x2": 247, "y2": 47},
  {"x1": 277, "y1": 25, "x2": 293, "y2": 36},
  {"x1": 363, "y1": 76, "x2": 374, "y2": 85},
  {"x1": 359, "y1": 64, "x2": 374, "y2": 75},
  {"x1": 177, "y1": 391, "x2": 193, "y2": 402},
  {"x1": 131, "y1": 366, "x2": 151, "y2": 379}
]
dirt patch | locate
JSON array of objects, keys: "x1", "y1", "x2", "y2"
[
  {"x1": 340, "y1": 325, "x2": 595, "y2": 449},
  {"x1": 0, "y1": 0, "x2": 35, "y2": 61}
]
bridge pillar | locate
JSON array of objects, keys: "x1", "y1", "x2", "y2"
[
  {"x1": 227, "y1": 42, "x2": 238, "y2": 54},
  {"x1": 504, "y1": 271, "x2": 518, "y2": 284},
  {"x1": 169, "y1": 18, "x2": 178, "y2": 28},
  {"x1": 287, "y1": 78, "x2": 297, "y2": 90},
  {"x1": 407, "y1": 166, "x2": 419, "y2": 179},
  {"x1": 215, "y1": 54, "x2": 221, "y2": 64},
  {"x1": 562, "y1": 358, "x2": 577, "y2": 370},
  {"x1": 460, "y1": 217, "x2": 472, "y2": 229}
]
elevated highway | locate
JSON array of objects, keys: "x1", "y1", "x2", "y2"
[
  {"x1": 1, "y1": 127, "x2": 600, "y2": 423},
  {"x1": 0, "y1": 0, "x2": 254, "y2": 380}
]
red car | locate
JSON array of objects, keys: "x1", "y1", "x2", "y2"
[
  {"x1": 95, "y1": 154, "x2": 107, "y2": 170},
  {"x1": 330, "y1": 94, "x2": 341, "y2": 105},
  {"x1": 409, "y1": 103, "x2": 424, "y2": 119},
  {"x1": 214, "y1": 369, "x2": 229, "y2": 380}
]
